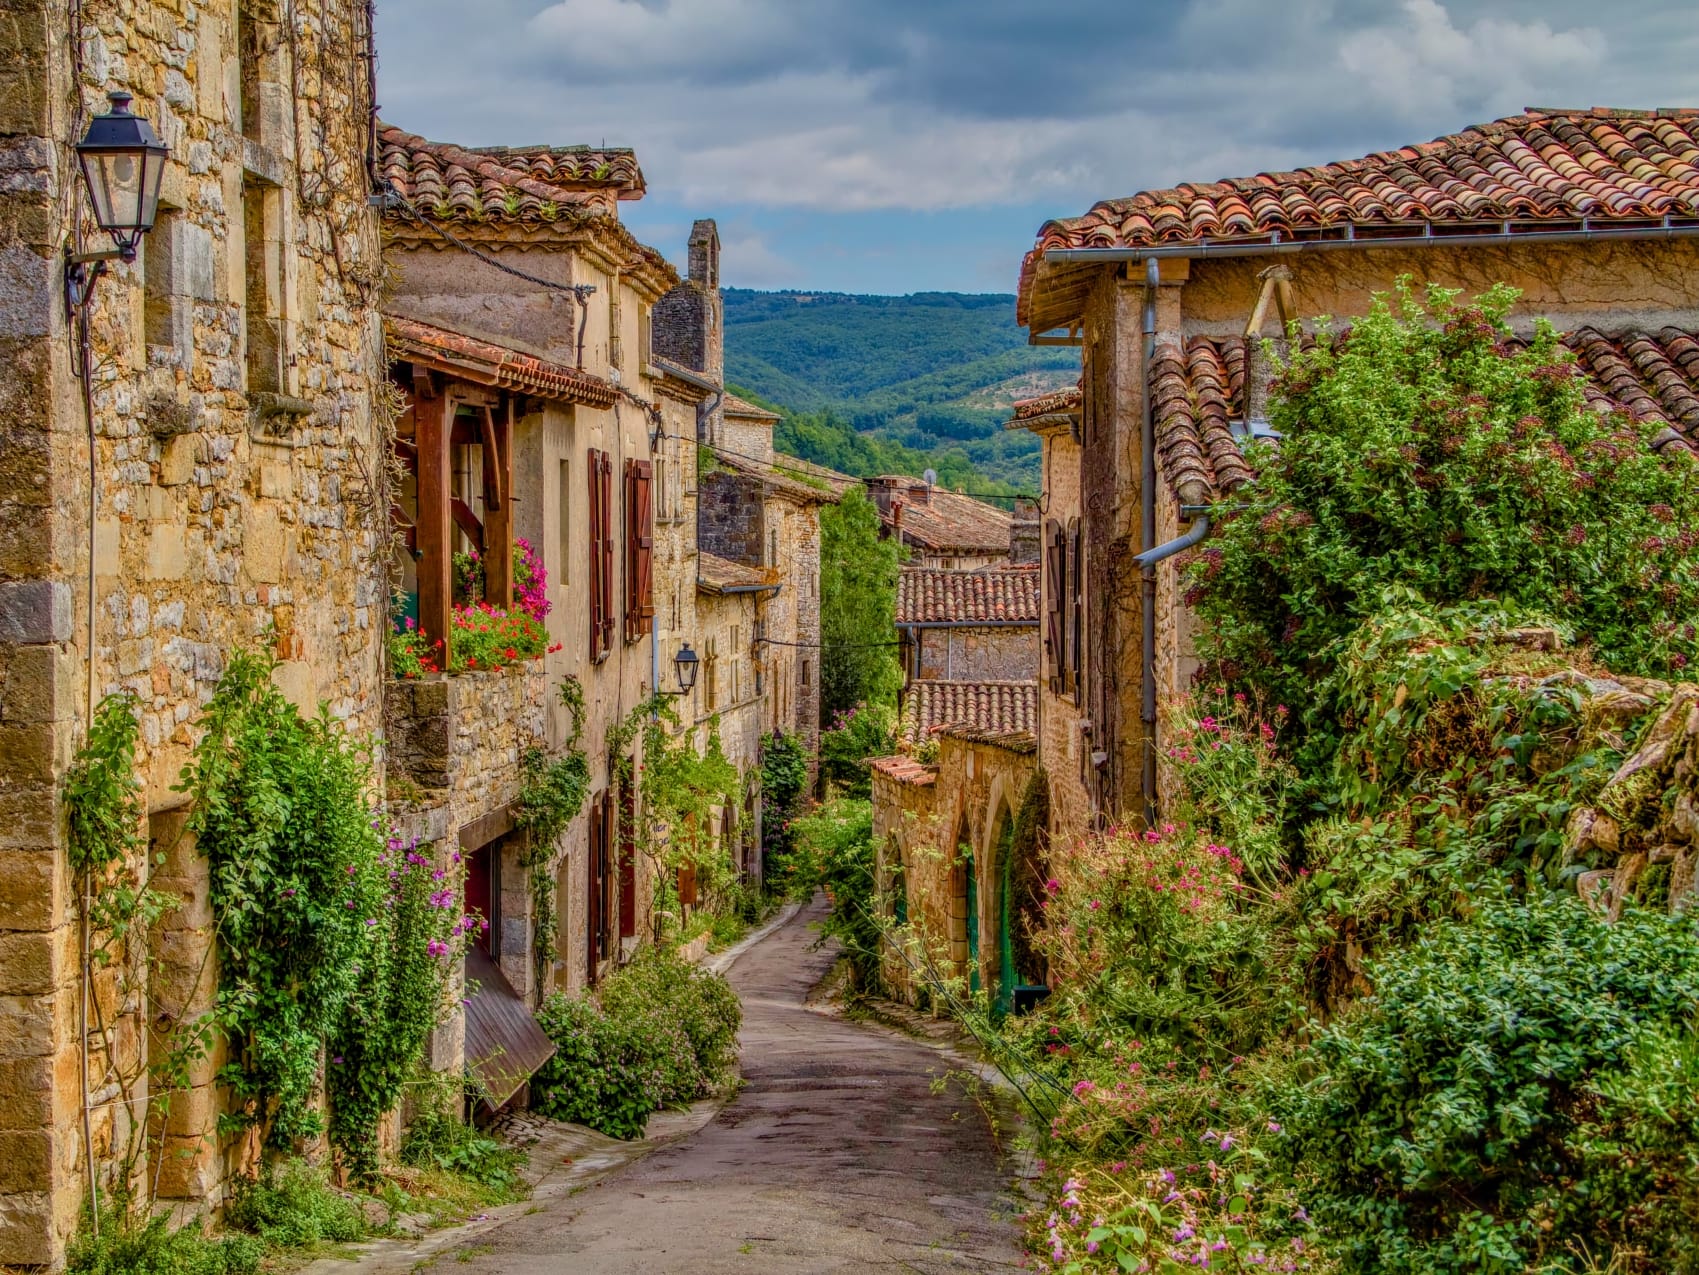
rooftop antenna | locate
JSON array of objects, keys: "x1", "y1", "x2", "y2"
[{"x1": 923, "y1": 468, "x2": 937, "y2": 487}]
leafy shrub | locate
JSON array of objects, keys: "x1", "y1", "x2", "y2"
[
  {"x1": 789, "y1": 799, "x2": 880, "y2": 991},
  {"x1": 67, "y1": 1211, "x2": 263, "y2": 1275},
  {"x1": 1282, "y1": 897, "x2": 1699, "y2": 1274},
  {"x1": 225, "y1": 1160, "x2": 365, "y2": 1249},
  {"x1": 818, "y1": 702, "x2": 896, "y2": 799},
  {"x1": 401, "y1": 1082, "x2": 528, "y2": 1195},
  {"x1": 1187, "y1": 280, "x2": 1699, "y2": 731},
  {"x1": 532, "y1": 951, "x2": 742, "y2": 1139},
  {"x1": 759, "y1": 729, "x2": 810, "y2": 880},
  {"x1": 819, "y1": 486, "x2": 903, "y2": 720}
]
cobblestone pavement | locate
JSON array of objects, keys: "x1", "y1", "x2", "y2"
[{"x1": 441, "y1": 896, "x2": 1024, "y2": 1274}]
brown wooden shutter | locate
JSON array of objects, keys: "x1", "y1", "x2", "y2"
[
  {"x1": 623, "y1": 459, "x2": 655, "y2": 641},
  {"x1": 617, "y1": 781, "x2": 637, "y2": 939},
  {"x1": 588, "y1": 449, "x2": 605, "y2": 660},
  {"x1": 1044, "y1": 520, "x2": 1065, "y2": 693},
  {"x1": 1068, "y1": 519, "x2": 1083, "y2": 705},
  {"x1": 598, "y1": 452, "x2": 615, "y2": 655},
  {"x1": 587, "y1": 792, "x2": 603, "y2": 979}
]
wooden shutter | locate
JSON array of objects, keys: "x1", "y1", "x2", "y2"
[
  {"x1": 598, "y1": 453, "x2": 614, "y2": 655},
  {"x1": 624, "y1": 459, "x2": 654, "y2": 641},
  {"x1": 1068, "y1": 519, "x2": 1083, "y2": 705},
  {"x1": 586, "y1": 792, "x2": 603, "y2": 978},
  {"x1": 1044, "y1": 520, "x2": 1065, "y2": 693},
  {"x1": 677, "y1": 862, "x2": 698, "y2": 909},
  {"x1": 617, "y1": 781, "x2": 637, "y2": 939},
  {"x1": 588, "y1": 449, "x2": 605, "y2": 660}
]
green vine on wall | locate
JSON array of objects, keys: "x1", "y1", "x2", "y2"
[{"x1": 515, "y1": 676, "x2": 592, "y2": 985}]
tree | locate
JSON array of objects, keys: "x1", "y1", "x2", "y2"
[
  {"x1": 818, "y1": 486, "x2": 902, "y2": 722},
  {"x1": 1188, "y1": 280, "x2": 1699, "y2": 721}
]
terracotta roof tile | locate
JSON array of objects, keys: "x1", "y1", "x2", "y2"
[
  {"x1": 712, "y1": 449, "x2": 843, "y2": 505},
  {"x1": 697, "y1": 552, "x2": 779, "y2": 594},
  {"x1": 379, "y1": 125, "x2": 645, "y2": 222},
  {"x1": 935, "y1": 725, "x2": 1038, "y2": 754},
  {"x1": 1149, "y1": 326, "x2": 1699, "y2": 503},
  {"x1": 896, "y1": 566, "x2": 1040, "y2": 626},
  {"x1": 1012, "y1": 387, "x2": 1084, "y2": 421},
  {"x1": 870, "y1": 477, "x2": 1013, "y2": 555},
  {"x1": 900, "y1": 680, "x2": 1038, "y2": 745},
  {"x1": 383, "y1": 313, "x2": 617, "y2": 408},
  {"x1": 723, "y1": 393, "x2": 782, "y2": 422},
  {"x1": 869, "y1": 755, "x2": 937, "y2": 786},
  {"x1": 1021, "y1": 108, "x2": 1699, "y2": 325}
]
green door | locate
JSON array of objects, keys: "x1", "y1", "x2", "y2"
[
  {"x1": 996, "y1": 817, "x2": 1018, "y2": 1017},
  {"x1": 962, "y1": 846, "x2": 980, "y2": 994}
]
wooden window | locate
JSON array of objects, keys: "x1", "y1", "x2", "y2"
[
  {"x1": 1068, "y1": 519, "x2": 1083, "y2": 705},
  {"x1": 557, "y1": 459, "x2": 570, "y2": 588},
  {"x1": 624, "y1": 458, "x2": 654, "y2": 641},
  {"x1": 587, "y1": 791, "x2": 611, "y2": 981},
  {"x1": 1044, "y1": 519, "x2": 1066, "y2": 693},
  {"x1": 588, "y1": 449, "x2": 614, "y2": 659},
  {"x1": 617, "y1": 781, "x2": 637, "y2": 940}
]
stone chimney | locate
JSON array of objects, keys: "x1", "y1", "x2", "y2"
[
  {"x1": 1009, "y1": 498, "x2": 1040, "y2": 565},
  {"x1": 908, "y1": 480, "x2": 931, "y2": 507},
  {"x1": 653, "y1": 219, "x2": 725, "y2": 435}
]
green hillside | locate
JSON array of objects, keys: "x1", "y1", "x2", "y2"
[{"x1": 723, "y1": 289, "x2": 1077, "y2": 491}]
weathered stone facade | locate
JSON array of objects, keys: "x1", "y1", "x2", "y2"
[
  {"x1": 910, "y1": 627, "x2": 1037, "y2": 683},
  {"x1": 1, "y1": 0, "x2": 385, "y2": 1260},
  {"x1": 871, "y1": 733, "x2": 1037, "y2": 1006}
]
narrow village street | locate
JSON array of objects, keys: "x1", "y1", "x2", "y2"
[{"x1": 439, "y1": 897, "x2": 1022, "y2": 1274}]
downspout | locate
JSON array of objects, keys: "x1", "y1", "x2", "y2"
[
  {"x1": 1139, "y1": 259, "x2": 1159, "y2": 828},
  {"x1": 1134, "y1": 511, "x2": 1211, "y2": 572}
]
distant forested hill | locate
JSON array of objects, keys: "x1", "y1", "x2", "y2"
[{"x1": 723, "y1": 289, "x2": 1077, "y2": 491}]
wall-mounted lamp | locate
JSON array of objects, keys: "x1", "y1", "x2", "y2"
[
  {"x1": 65, "y1": 91, "x2": 168, "y2": 321},
  {"x1": 671, "y1": 642, "x2": 699, "y2": 695}
]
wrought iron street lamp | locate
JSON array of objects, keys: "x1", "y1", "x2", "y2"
[
  {"x1": 673, "y1": 643, "x2": 699, "y2": 694},
  {"x1": 65, "y1": 91, "x2": 169, "y2": 319}
]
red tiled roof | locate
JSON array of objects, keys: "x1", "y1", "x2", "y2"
[
  {"x1": 896, "y1": 566, "x2": 1040, "y2": 626},
  {"x1": 1011, "y1": 387, "x2": 1083, "y2": 422},
  {"x1": 712, "y1": 449, "x2": 842, "y2": 506},
  {"x1": 697, "y1": 552, "x2": 779, "y2": 594},
  {"x1": 1146, "y1": 325, "x2": 1699, "y2": 502},
  {"x1": 900, "y1": 680, "x2": 1038, "y2": 745},
  {"x1": 870, "y1": 477, "x2": 1013, "y2": 555},
  {"x1": 383, "y1": 313, "x2": 617, "y2": 408},
  {"x1": 935, "y1": 724, "x2": 1038, "y2": 754},
  {"x1": 869, "y1": 755, "x2": 937, "y2": 787},
  {"x1": 379, "y1": 125, "x2": 645, "y2": 221},
  {"x1": 723, "y1": 393, "x2": 782, "y2": 422},
  {"x1": 774, "y1": 455, "x2": 859, "y2": 497},
  {"x1": 1021, "y1": 108, "x2": 1699, "y2": 326}
]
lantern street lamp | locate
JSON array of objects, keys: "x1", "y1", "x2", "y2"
[
  {"x1": 65, "y1": 91, "x2": 169, "y2": 319},
  {"x1": 672, "y1": 643, "x2": 699, "y2": 695}
]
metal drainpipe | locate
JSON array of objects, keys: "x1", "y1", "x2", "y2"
[{"x1": 1139, "y1": 258, "x2": 1159, "y2": 828}]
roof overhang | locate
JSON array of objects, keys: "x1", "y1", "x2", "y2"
[{"x1": 384, "y1": 313, "x2": 618, "y2": 408}]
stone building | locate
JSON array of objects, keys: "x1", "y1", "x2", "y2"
[
  {"x1": 0, "y1": 0, "x2": 386, "y2": 1261},
  {"x1": 869, "y1": 688, "x2": 1039, "y2": 1012},
  {"x1": 864, "y1": 475, "x2": 1013, "y2": 569},
  {"x1": 1013, "y1": 107, "x2": 1699, "y2": 839},
  {"x1": 895, "y1": 565, "x2": 1039, "y2": 684}
]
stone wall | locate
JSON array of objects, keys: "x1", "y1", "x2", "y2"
[
  {"x1": 0, "y1": 0, "x2": 383, "y2": 1260},
  {"x1": 915, "y1": 626, "x2": 1038, "y2": 683},
  {"x1": 698, "y1": 470, "x2": 765, "y2": 566}
]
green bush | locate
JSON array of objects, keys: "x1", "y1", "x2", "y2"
[
  {"x1": 759, "y1": 729, "x2": 810, "y2": 882},
  {"x1": 1283, "y1": 897, "x2": 1699, "y2": 1274},
  {"x1": 532, "y1": 950, "x2": 742, "y2": 1140},
  {"x1": 1187, "y1": 280, "x2": 1699, "y2": 736},
  {"x1": 401, "y1": 1083, "x2": 528, "y2": 1195},
  {"x1": 789, "y1": 799, "x2": 880, "y2": 991},
  {"x1": 67, "y1": 1211, "x2": 263, "y2": 1275},
  {"x1": 818, "y1": 702, "x2": 896, "y2": 799},
  {"x1": 224, "y1": 1160, "x2": 366, "y2": 1249}
]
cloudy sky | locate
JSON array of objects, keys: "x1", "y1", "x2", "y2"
[{"x1": 375, "y1": 0, "x2": 1697, "y2": 295}]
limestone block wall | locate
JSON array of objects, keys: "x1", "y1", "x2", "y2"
[
  {"x1": 698, "y1": 471, "x2": 764, "y2": 566},
  {"x1": 1033, "y1": 425, "x2": 1095, "y2": 844},
  {"x1": 0, "y1": 0, "x2": 382, "y2": 1261},
  {"x1": 915, "y1": 626, "x2": 1039, "y2": 683}
]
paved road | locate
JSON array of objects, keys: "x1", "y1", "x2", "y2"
[{"x1": 451, "y1": 897, "x2": 1023, "y2": 1273}]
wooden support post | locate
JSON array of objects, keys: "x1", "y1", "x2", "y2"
[
  {"x1": 417, "y1": 386, "x2": 454, "y2": 669},
  {"x1": 482, "y1": 400, "x2": 514, "y2": 608}
]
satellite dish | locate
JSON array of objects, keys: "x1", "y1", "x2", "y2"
[{"x1": 923, "y1": 468, "x2": 937, "y2": 487}]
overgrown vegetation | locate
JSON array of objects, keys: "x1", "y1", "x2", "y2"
[
  {"x1": 532, "y1": 949, "x2": 743, "y2": 1139},
  {"x1": 759, "y1": 729, "x2": 810, "y2": 885},
  {"x1": 972, "y1": 284, "x2": 1699, "y2": 1274},
  {"x1": 788, "y1": 799, "x2": 881, "y2": 992},
  {"x1": 818, "y1": 702, "x2": 896, "y2": 799},
  {"x1": 818, "y1": 486, "x2": 903, "y2": 721},
  {"x1": 515, "y1": 676, "x2": 592, "y2": 981}
]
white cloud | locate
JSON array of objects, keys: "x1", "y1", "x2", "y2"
[{"x1": 1339, "y1": 0, "x2": 1601, "y2": 118}]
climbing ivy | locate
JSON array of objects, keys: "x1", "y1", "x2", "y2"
[
  {"x1": 515, "y1": 676, "x2": 592, "y2": 982},
  {"x1": 178, "y1": 650, "x2": 386, "y2": 1147}
]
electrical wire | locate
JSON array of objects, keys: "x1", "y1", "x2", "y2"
[{"x1": 388, "y1": 190, "x2": 599, "y2": 300}]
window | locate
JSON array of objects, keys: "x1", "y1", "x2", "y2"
[
  {"x1": 801, "y1": 658, "x2": 811, "y2": 691},
  {"x1": 588, "y1": 449, "x2": 614, "y2": 660},
  {"x1": 609, "y1": 287, "x2": 623, "y2": 369},
  {"x1": 1044, "y1": 519, "x2": 1066, "y2": 693},
  {"x1": 638, "y1": 308, "x2": 652, "y2": 371},
  {"x1": 654, "y1": 457, "x2": 667, "y2": 521},
  {"x1": 557, "y1": 459, "x2": 570, "y2": 588},
  {"x1": 1068, "y1": 519, "x2": 1083, "y2": 705},
  {"x1": 143, "y1": 209, "x2": 185, "y2": 360},
  {"x1": 623, "y1": 458, "x2": 654, "y2": 642},
  {"x1": 243, "y1": 179, "x2": 284, "y2": 395},
  {"x1": 705, "y1": 636, "x2": 719, "y2": 709},
  {"x1": 769, "y1": 528, "x2": 778, "y2": 566}
]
